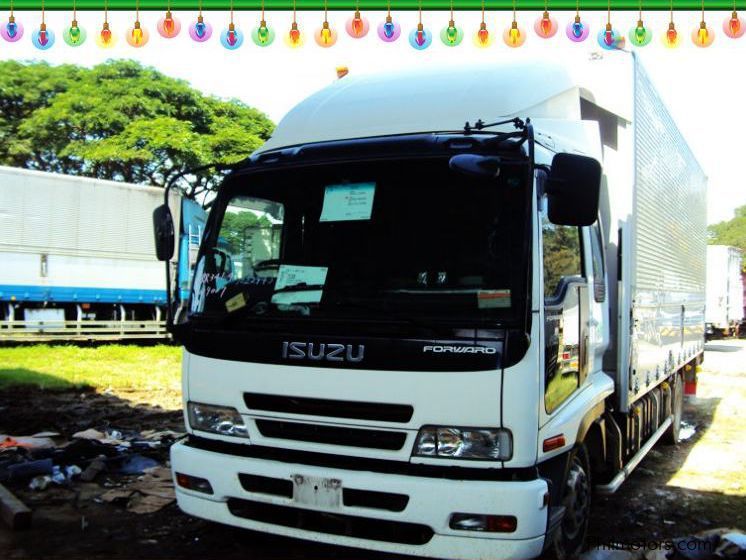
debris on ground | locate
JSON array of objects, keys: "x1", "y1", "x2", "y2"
[
  {"x1": 0, "y1": 482, "x2": 32, "y2": 529},
  {"x1": 0, "y1": 420, "x2": 184, "y2": 528}
]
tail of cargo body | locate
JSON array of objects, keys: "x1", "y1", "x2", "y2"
[
  {"x1": 705, "y1": 245, "x2": 744, "y2": 339},
  {"x1": 0, "y1": 166, "x2": 206, "y2": 340}
]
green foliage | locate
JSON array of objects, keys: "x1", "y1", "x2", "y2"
[
  {"x1": 708, "y1": 205, "x2": 746, "y2": 272},
  {"x1": 542, "y1": 222, "x2": 582, "y2": 297},
  {"x1": 0, "y1": 60, "x2": 274, "y2": 191}
]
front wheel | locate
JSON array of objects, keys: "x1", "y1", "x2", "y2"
[{"x1": 552, "y1": 444, "x2": 592, "y2": 559}]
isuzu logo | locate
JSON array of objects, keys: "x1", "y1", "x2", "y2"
[
  {"x1": 423, "y1": 345, "x2": 497, "y2": 354},
  {"x1": 282, "y1": 342, "x2": 365, "y2": 362}
]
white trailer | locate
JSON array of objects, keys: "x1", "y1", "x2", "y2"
[
  {"x1": 0, "y1": 165, "x2": 182, "y2": 339},
  {"x1": 706, "y1": 245, "x2": 744, "y2": 337},
  {"x1": 158, "y1": 53, "x2": 706, "y2": 560}
]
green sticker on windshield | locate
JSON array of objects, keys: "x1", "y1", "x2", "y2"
[{"x1": 319, "y1": 182, "x2": 375, "y2": 222}]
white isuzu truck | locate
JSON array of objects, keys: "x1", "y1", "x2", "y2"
[{"x1": 153, "y1": 53, "x2": 706, "y2": 559}]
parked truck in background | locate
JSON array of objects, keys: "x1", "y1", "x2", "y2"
[
  {"x1": 153, "y1": 53, "x2": 706, "y2": 559},
  {"x1": 705, "y1": 245, "x2": 744, "y2": 339},
  {"x1": 0, "y1": 165, "x2": 206, "y2": 340}
]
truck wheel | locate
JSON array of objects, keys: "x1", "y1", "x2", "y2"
[
  {"x1": 552, "y1": 444, "x2": 591, "y2": 560},
  {"x1": 663, "y1": 373, "x2": 683, "y2": 445}
]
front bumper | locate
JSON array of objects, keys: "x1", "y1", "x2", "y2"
[{"x1": 171, "y1": 439, "x2": 549, "y2": 560}]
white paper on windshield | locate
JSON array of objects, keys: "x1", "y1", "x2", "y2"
[
  {"x1": 319, "y1": 182, "x2": 375, "y2": 222},
  {"x1": 271, "y1": 290, "x2": 324, "y2": 305},
  {"x1": 275, "y1": 265, "x2": 329, "y2": 291}
]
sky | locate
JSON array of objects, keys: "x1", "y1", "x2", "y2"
[{"x1": 2, "y1": 9, "x2": 744, "y2": 224}]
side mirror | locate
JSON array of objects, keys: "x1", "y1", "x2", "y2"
[
  {"x1": 449, "y1": 154, "x2": 502, "y2": 178},
  {"x1": 544, "y1": 153, "x2": 602, "y2": 226},
  {"x1": 153, "y1": 204, "x2": 175, "y2": 261}
]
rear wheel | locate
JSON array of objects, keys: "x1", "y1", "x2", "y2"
[
  {"x1": 552, "y1": 444, "x2": 591, "y2": 559},
  {"x1": 663, "y1": 372, "x2": 683, "y2": 444}
]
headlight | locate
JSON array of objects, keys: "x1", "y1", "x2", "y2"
[
  {"x1": 187, "y1": 402, "x2": 249, "y2": 438},
  {"x1": 412, "y1": 426, "x2": 511, "y2": 460}
]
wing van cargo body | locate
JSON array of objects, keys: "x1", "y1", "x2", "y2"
[
  {"x1": 0, "y1": 166, "x2": 205, "y2": 339},
  {"x1": 705, "y1": 245, "x2": 744, "y2": 338},
  {"x1": 155, "y1": 54, "x2": 706, "y2": 559}
]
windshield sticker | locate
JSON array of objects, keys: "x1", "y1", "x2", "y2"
[
  {"x1": 271, "y1": 290, "x2": 324, "y2": 305},
  {"x1": 319, "y1": 182, "x2": 376, "y2": 222},
  {"x1": 275, "y1": 265, "x2": 328, "y2": 291},
  {"x1": 225, "y1": 292, "x2": 248, "y2": 312},
  {"x1": 477, "y1": 290, "x2": 511, "y2": 309}
]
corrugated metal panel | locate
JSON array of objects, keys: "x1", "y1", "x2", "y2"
[{"x1": 623, "y1": 61, "x2": 707, "y2": 409}]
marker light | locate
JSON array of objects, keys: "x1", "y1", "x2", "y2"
[
  {"x1": 32, "y1": 23, "x2": 55, "y2": 49},
  {"x1": 534, "y1": 10, "x2": 558, "y2": 38},
  {"x1": 220, "y1": 22, "x2": 244, "y2": 49},
  {"x1": 597, "y1": 22, "x2": 623, "y2": 49},
  {"x1": 377, "y1": 15, "x2": 401, "y2": 42},
  {"x1": 629, "y1": 19, "x2": 652, "y2": 46},
  {"x1": 503, "y1": 20, "x2": 526, "y2": 47},
  {"x1": 63, "y1": 19, "x2": 86, "y2": 46},
  {"x1": 315, "y1": 20, "x2": 337, "y2": 47},
  {"x1": 566, "y1": 15, "x2": 589, "y2": 42},
  {"x1": 1, "y1": 14, "x2": 23, "y2": 42},
  {"x1": 663, "y1": 21, "x2": 679, "y2": 47},
  {"x1": 251, "y1": 19, "x2": 275, "y2": 46},
  {"x1": 157, "y1": 10, "x2": 181, "y2": 38},
  {"x1": 284, "y1": 21, "x2": 303, "y2": 47},
  {"x1": 474, "y1": 21, "x2": 492, "y2": 47},
  {"x1": 189, "y1": 15, "x2": 213, "y2": 42},
  {"x1": 409, "y1": 22, "x2": 432, "y2": 49},
  {"x1": 724, "y1": 11, "x2": 745, "y2": 38},
  {"x1": 450, "y1": 513, "x2": 517, "y2": 533},
  {"x1": 346, "y1": 9, "x2": 370, "y2": 38},
  {"x1": 126, "y1": 20, "x2": 149, "y2": 47},
  {"x1": 440, "y1": 19, "x2": 463, "y2": 46},
  {"x1": 691, "y1": 20, "x2": 714, "y2": 47}
]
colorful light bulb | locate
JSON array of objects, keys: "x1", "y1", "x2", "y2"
[
  {"x1": 723, "y1": 11, "x2": 744, "y2": 38},
  {"x1": 126, "y1": 19, "x2": 149, "y2": 47},
  {"x1": 95, "y1": 21, "x2": 116, "y2": 47},
  {"x1": 189, "y1": 15, "x2": 213, "y2": 42},
  {"x1": 597, "y1": 22, "x2": 623, "y2": 50},
  {"x1": 408, "y1": 22, "x2": 432, "y2": 49},
  {"x1": 63, "y1": 19, "x2": 87, "y2": 46},
  {"x1": 662, "y1": 21, "x2": 679, "y2": 47},
  {"x1": 629, "y1": 19, "x2": 652, "y2": 46},
  {"x1": 251, "y1": 20, "x2": 275, "y2": 46},
  {"x1": 566, "y1": 15, "x2": 589, "y2": 42},
  {"x1": 32, "y1": 22, "x2": 55, "y2": 49},
  {"x1": 346, "y1": 9, "x2": 370, "y2": 38},
  {"x1": 1, "y1": 14, "x2": 23, "y2": 42},
  {"x1": 314, "y1": 20, "x2": 337, "y2": 47},
  {"x1": 474, "y1": 21, "x2": 492, "y2": 47},
  {"x1": 377, "y1": 15, "x2": 401, "y2": 42},
  {"x1": 691, "y1": 20, "x2": 714, "y2": 47},
  {"x1": 503, "y1": 20, "x2": 526, "y2": 47},
  {"x1": 284, "y1": 21, "x2": 303, "y2": 47},
  {"x1": 220, "y1": 22, "x2": 244, "y2": 49},
  {"x1": 534, "y1": 10, "x2": 558, "y2": 38},
  {"x1": 440, "y1": 19, "x2": 463, "y2": 46},
  {"x1": 157, "y1": 10, "x2": 181, "y2": 38}
]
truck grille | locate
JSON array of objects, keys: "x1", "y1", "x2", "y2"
[
  {"x1": 227, "y1": 498, "x2": 433, "y2": 545},
  {"x1": 255, "y1": 419, "x2": 407, "y2": 450},
  {"x1": 244, "y1": 393, "x2": 414, "y2": 423}
]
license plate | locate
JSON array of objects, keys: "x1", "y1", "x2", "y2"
[{"x1": 292, "y1": 474, "x2": 342, "y2": 508}]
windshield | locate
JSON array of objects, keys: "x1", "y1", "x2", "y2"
[{"x1": 188, "y1": 157, "x2": 529, "y2": 328}]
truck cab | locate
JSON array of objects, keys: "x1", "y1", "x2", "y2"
[{"x1": 154, "y1": 57, "x2": 705, "y2": 560}]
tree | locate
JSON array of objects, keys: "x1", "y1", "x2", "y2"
[
  {"x1": 0, "y1": 60, "x2": 274, "y2": 191},
  {"x1": 708, "y1": 205, "x2": 746, "y2": 272}
]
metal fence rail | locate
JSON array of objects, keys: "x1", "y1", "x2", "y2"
[{"x1": 0, "y1": 320, "x2": 169, "y2": 342}]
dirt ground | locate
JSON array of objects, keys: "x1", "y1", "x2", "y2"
[{"x1": 1, "y1": 341, "x2": 745, "y2": 559}]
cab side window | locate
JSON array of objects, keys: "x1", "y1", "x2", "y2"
[{"x1": 542, "y1": 214, "x2": 582, "y2": 300}]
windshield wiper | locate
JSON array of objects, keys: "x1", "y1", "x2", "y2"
[{"x1": 323, "y1": 292, "x2": 441, "y2": 335}]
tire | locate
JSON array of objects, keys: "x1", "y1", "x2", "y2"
[
  {"x1": 662, "y1": 372, "x2": 683, "y2": 445},
  {"x1": 552, "y1": 444, "x2": 592, "y2": 560}
]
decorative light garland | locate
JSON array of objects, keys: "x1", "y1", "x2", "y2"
[
  {"x1": 377, "y1": 0, "x2": 401, "y2": 41},
  {"x1": 32, "y1": 0, "x2": 55, "y2": 49},
  {"x1": 408, "y1": 0, "x2": 432, "y2": 49},
  {"x1": 346, "y1": 0, "x2": 370, "y2": 37},
  {"x1": 2, "y1": 0, "x2": 24, "y2": 42},
  {"x1": 566, "y1": 0, "x2": 589, "y2": 40},
  {"x1": 220, "y1": 0, "x2": 244, "y2": 48},
  {"x1": 251, "y1": 0, "x2": 275, "y2": 45},
  {"x1": 62, "y1": 0, "x2": 85, "y2": 45},
  {"x1": 628, "y1": 0, "x2": 652, "y2": 45},
  {"x1": 597, "y1": 0, "x2": 623, "y2": 48},
  {"x1": 534, "y1": 0, "x2": 558, "y2": 37},
  {"x1": 126, "y1": 0, "x2": 149, "y2": 46},
  {"x1": 189, "y1": 0, "x2": 213, "y2": 41},
  {"x1": 503, "y1": 0, "x2": 526, "y2": 46},
  {"x1": 663, "y1": 0, "x2": 680, "y2": 45},
  {"x1": 724, "y1": 0, "x2": 744, "y2": 36},
  {"x1": 157, "y1": 0, "x2": 182, "y2": 38},
  {"x1": 315, "y1": 0, "x2": 338, "y2": 46},
  {"x1": 474, "y1": 0, "x2": 492, "y2": 45}
]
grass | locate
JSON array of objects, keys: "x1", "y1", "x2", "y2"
[{"x1": 0, "y1": 344, "x2": 181, "y2": 392}]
